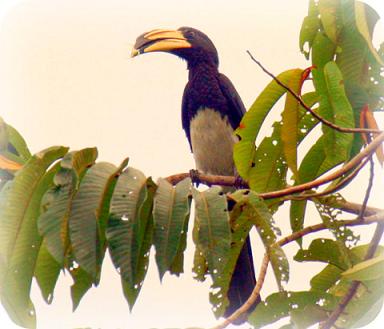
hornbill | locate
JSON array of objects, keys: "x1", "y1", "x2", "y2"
[{"x1": 132, "y1": 27, "x2": 258, "y2": 322}]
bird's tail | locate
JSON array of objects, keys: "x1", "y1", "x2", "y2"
[{"x1": 224, "y1": 235, "x2": 259, "y2": 324}]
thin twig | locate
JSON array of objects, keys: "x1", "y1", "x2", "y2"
[
  {"x1": 290, "y1": 156, "x2": 369, "y2": 200},
  {"x1": 246, "y1": 50, "x2": 382, "y2": 135},
  {"x1": 211, "y1": 254, "x2": 270, "y2": 329},
  {"x1": 358, "y1": 156, "x2": 375, "y2": 220}
]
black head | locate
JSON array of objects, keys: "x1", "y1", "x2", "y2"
[{"x1": 132, "y1": 27, "x2": 219, "y2": 68}]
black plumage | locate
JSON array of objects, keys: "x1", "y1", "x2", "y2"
[{"x1": 132, "y1": 26, "x2": 258, "y2": 322}]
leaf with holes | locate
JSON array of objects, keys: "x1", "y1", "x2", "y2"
[
  {"x1": 69, "y1": 162, "x2": 122, "y2": 279},
  {"x1": 248, "y1": 291, "x2": 339, "y2": 329},
  {"x1": 294, "y1": 238, "x2": 353, "y2": 270},
  {"x1": 38, "y1": 148, "x2": 98, "y2": 265},
  {"x1": 34, "y1": 240, "x2": 61, "y2": 304},
  {"x1": 299, "y1": 0, "x2": 320, "y2": 59},
  {"x1": 318, "y1": 0, "x2": 341, "y2": 44},
  {"x1": 153, "y1": 177, "x2": 191, "y2": 279},
  {"x1": 246, "y1": 191, "x2": 288, "y2": 288},
  {"x1": 0, "y1": 146, "x2": 67, "y2": 329},
  {"x1": 234, "y1": 69, "x2": 305, "y2": 180},
  {"x1": 107, "y1": 169, "x2": 155, "y2": 309},
  {"x1": 192, "y1": 187, "x2": 231, "y2": 285}
]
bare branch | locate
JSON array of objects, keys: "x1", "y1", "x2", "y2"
[
  {"x1": 358, "y1": 156, "x2": 375, "y2": 219},
  {"x1": 245, "y1": 50, "x2": 382, "y2": 135}
]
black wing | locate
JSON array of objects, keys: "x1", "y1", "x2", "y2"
[
  {"x1": 181, "y1": 81, "x2": 193, "y2": 150},
  {"x1": 217, "y1": 73, "x2": 246, "y2": 129}
]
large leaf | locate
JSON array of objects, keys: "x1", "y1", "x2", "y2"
[
  {"x1": 342, "y1": 255, "x2": 384, "y2": 281},
  {"x1": 153, "y1": 178, "x2": 191, "y2": 280},
  {"x1": 248, "y1": 122, "x2": 287, "y2": 193},
  {"x1": 318, "y1": 0, "x2": 341, "y2": 44},
  {"x1": 355, "y1": 1, "x2": 383, "y2": 66},
  {"x1": 331, "y1": 277, "x2": 384, "y2": 328},
  {"x1": 281, "y1": 69, "x2": 307, "y2": 177},
  {"x1": 299, "y1": 0, "x2": 320, "y2": 59},
  {"x1": 38, "y1": 148, "x2": 98, "y2": 265},
  {"x1": 249, "y1": 291, "x2": 338, "y2": 329},
  {"x1": 69, "y1": 162, "x2": 120, "y2": 279},
  {"x1": 192, "y1": 187, "x2": 231, "y2": 281},
  {"x1": 107, "y1": 168, "x2": 155, "y2": 309},
  {"x1": 34, "y1": 240, "x2": 61, "y2": 304},
  {"x1": 310, "y1": 263, "x2": 343, "y2": 293},
  {"x1": 0, "y1": 118, "x2": 31, "y2": 164},
  {"x1": 0, "y1": 146, "x2": 68, "y2": 328},
  {"x1": 70, "y1": 264, "x2": 93, "y2": 311},
  {"x1": 241, "y1": 191, "x2": 288, "y2": 288},
  {"x1": 234, "y1": 69, "x2": 304, "y2": 180},
  {"x1": 323, "y1": 61, "x2": 355, "y2": 158},
  {"x1": 294, "y1": 238, "x2": 352, "y2": 270}
]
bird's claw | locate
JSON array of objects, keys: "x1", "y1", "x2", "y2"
[
  {"x1": 189, "y1": 169, "x2": 200, "y2": 187},
  {"x1": 234, "y1": 174, "x2": 247, "y2": 189}
]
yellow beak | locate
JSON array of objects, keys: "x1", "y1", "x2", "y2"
[{"x1": 131, "y1": 29, "x2": 192, "y2": 57}]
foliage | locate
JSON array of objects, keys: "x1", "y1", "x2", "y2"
[{"x1": 0, "y1": 0, "x2": 384, "y2": 328}]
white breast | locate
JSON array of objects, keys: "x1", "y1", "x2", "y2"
[{"x1": 190, "y1": 108, "x2": 238, "y2": 176}]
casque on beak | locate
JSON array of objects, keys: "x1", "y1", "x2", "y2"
[{"x1": 131, "y1": 29, "x2": 192, "y2": 57}]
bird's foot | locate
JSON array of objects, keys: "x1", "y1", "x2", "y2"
[
  {"x1": 234, "y1": 174, "x2": 248, "y2": 189},
  {"x1": 189, "y1": 169, "x2": 201, "y2": 187}
]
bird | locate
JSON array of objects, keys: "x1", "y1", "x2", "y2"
[{"x1": 131, "y1": 27, "x2": 258, "y2": 323}]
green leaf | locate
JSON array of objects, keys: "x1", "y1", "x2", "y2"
[
  {"x1": 299, "y1": 0, "x2": 320, "y2": 58},
  {"x1": 0, "y1": 118, "x2": 31, "y2": 163},
  {"x1": 294, "y1": 238, "x2": 352, "y2": 270},
  {"x1": 107, "y1": 168, "x2": 154, "y2": 310},
  {"x1": 192, "y1": 187, "x2": 231, "y2": 282},
  {"x1": 322, "y1": 61, "x2": 355, "y2": 158},
  {"x1": 232, "y1": 190, "x2": 289, "y2": 288},
  {"x1": 310, "y1": 264, "x2": 343, "y2": 292},
  {"x1": 209, "y1": 191, "x2": 255, "y2": 317},
  {"x1": 34, "y1": 240, "x2": 61, "y2": 304},
  {"x1": 318, "y1": 0, "x2": 341, "y2": 44},
  {"x1": 69, "y1": 162, "x2": 118, "y2": 279},
  {"x1": 248, "y1": 291, "x2": 338, "y2": 329},
  {"x1": 248, "y1": 122, "x2": 287, "y2": 193},
  {"x1": 342, "y1": 255, "x2": 384, "y2": 281},
  {"x1": 355, "y1": 1, "x2": 383, "y2": 66},
  {"x1": 38, "y1": 148, "x2": 98, "y2": 265},
  {"x1": 0, "y1": 146, "x2": 67, "y2": 329},
  {"x1": 281, "y1": 69, "x2": 305, "y2": 177},
  {"x1": 331, "y1": 277, "x2": 384, "y2": 328},
  {"x1": 289, "y1": 200, "x2": 306, "y2": 246},
  {"x1": 234, "y1": 69, "x2": 303, "y2": 180},
  {"x1": 153, "y1": 178, "x2": 191, "y2": 280},
  {"x1": 70, "y1": 265, "x2": 93, "y2": 311}
]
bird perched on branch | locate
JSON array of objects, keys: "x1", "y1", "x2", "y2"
[{"x1": 132, "y1": 27, "x2": 258, "y2": 322}]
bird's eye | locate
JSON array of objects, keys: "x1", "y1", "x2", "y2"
[{"x1": 188, "y1": 31, "x2": 196, "y2": 38}]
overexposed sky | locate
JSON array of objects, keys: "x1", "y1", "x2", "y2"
[{"x1": 0, "y1": 0, "x2": 383, "y2": 328}]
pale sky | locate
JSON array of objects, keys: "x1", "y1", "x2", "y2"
[{"x1": 0, "y1": 0, "x2": 383, "y2": 328}]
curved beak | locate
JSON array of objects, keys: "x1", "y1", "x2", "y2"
[{"x1": 131, "y1": 29, "x2": 192, "y2": 57}]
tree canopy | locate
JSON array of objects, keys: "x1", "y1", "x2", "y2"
[{"x1": 1, "y1": 0, "x2": 384, "y2": 328}]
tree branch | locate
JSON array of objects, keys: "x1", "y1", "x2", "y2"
[
  {"x1": 245, "y1": 50, "x2": 382, "y2": 135},
  {"x1": 166, "y1": 131, "x2": 384, "y2": 200}
]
